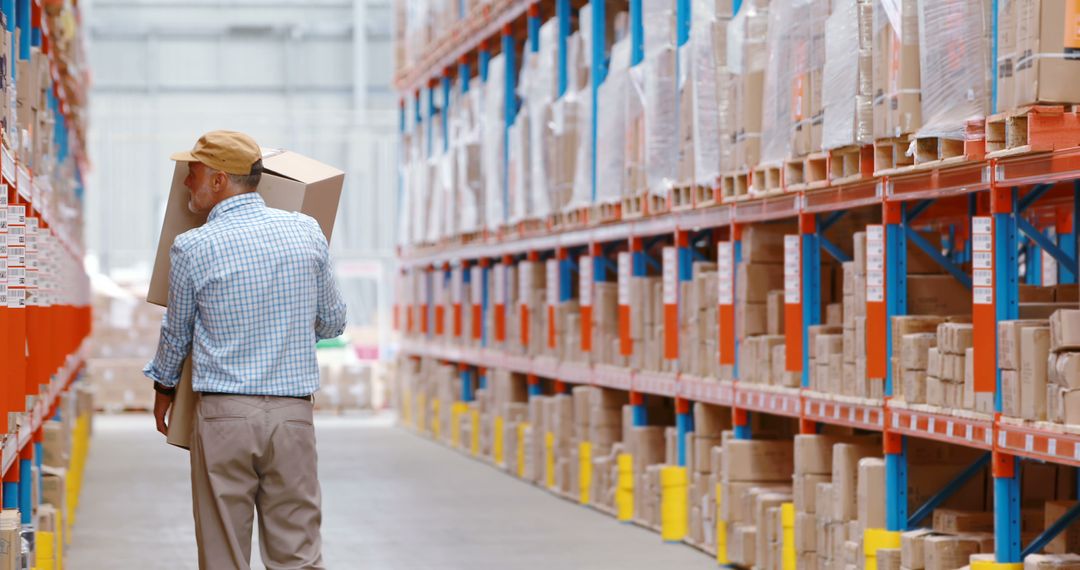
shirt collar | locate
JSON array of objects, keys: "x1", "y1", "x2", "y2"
[{"x1": 208, "y1": 192, "x2": 264, "y2": 223}]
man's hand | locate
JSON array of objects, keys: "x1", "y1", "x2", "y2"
[{"x1": 154, "y1": 390, "x2": 175, "y2": 436}]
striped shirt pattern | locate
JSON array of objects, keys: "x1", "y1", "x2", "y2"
[{"x1": 144, "y1": 192, "x2": 347, "y2": 396}]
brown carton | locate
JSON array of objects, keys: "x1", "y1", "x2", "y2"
[
  {"x1": 932, "y1": 509, "x2": 995, "y2": 534},
  {"x1": 901, "y1": 529, "x2": 935, "y2": 570},
  {"x1": 1013, "y1": 0, "x2": 1080, "y2": 107},
  {"x1": 832, "y1": 442, "x2": 881, "y2": 522},
  {"x1": 1002, "y1": 369, "x2": 1021, "y2": 417},
  {"x1": 923, "y1": 535, "x2": 983, "y2": 570},
  {"x1": 1045, "y1": 501, "x2": 1080, "y2": 553},
  {"x1": 877, "y1": 548, "x2": 902, "y2": 570},
  {"x1": 907, "y1": 275, "x2": 972, "y2": 316},
  {"x1": 1051, "y1": 310, "x2": 1080, "y2": 352},
  {"x1": 1021, "y1": 326, "x2": 1052, "y2": 420},
  {"x1": 1051, "y1": 352, "x2": 1080, "y2": 390},
  {"x1": 999, "y1": 320, "x2": 1051, "y2": 370},
  {"x1": 901, "y1": 333, "x2": 936, "y2": 371},
  {"x1": 857, "y1": 458, "x2": 886, "y2": 530},
  {"x1": 794, "y1": 473, "x2": 831, "y2": 513},
  {"x1": 723, "y1": 439, "x2": 794, "y2": 482}
]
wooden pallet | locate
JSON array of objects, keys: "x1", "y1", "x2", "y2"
[
  {"x1": 720, "y1": 170, "x2": 753, "y2": 201},
  {"x1": 911, "y1": 118, "x2": 986, "y2": 170},
  {"x1": 751, "y1": 163, "x2": 782, "y2": 196},
  {"x1": 873, "y1": 136, "x2": 915, "y2": 174},
  {"x1": 670, "y1": 184, "x2": 695, "y2": 211},
  {"x1": 986, "y1": 105, "x2": 1080, "y2": 158},
  {"x1": 593, "y1": 201, "x2": 621, "y2": 224},
  {"x1": 515, "y1": 218, "x2": 546, "y2": 235},
  {"x1": 622, "y1": 193, "x2": 646, "y2": 219},
  {"x1": 804, "y1": 152, "x2": 830, "y2": 189},
  {"x1": 695, "y1": 183, "x2": 719, "y2": 208},
  {"x1": 550, "y1": 206, "x2": 590, "y2": 230},
  {"x1": 827, "y1": 145, "x2": 873, "y2": 185},
  {"x1": 783, "y1": 157, "x2": 806, "y2": 191},
  {"x1": 461, "y1": 229, "x2": 487, "y2": 244}
]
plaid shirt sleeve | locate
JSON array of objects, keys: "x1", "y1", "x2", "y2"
[
  {"x1": 312, "y1": 221, "x2": 347, "y2": 340},
  {"x1": 143, "y1": 241, "x2": 197, "y2": 387}
]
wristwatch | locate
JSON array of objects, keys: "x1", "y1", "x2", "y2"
[{"x1": 154, "y1": 382, "x2": 177, "y2": 396}]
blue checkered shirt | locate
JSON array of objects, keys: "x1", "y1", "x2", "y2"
[{"x1": 143, "y1": 192, "x2": 347, "y2": 396}]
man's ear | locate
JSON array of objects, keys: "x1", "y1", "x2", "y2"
[{"x1": 212, "y1": 171, "x2": 228, "y2": 192}]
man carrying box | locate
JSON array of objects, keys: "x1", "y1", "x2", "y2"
[{"x1": 143, "y1": 130, "x2": 347, "y2": 570}]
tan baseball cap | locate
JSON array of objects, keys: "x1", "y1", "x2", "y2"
[{"x1": 170, "y1": 130, "x2": 261, "y2": 175}]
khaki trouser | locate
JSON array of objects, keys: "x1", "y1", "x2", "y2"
[{"x1": 190, "y1": 394, "x2": 325, "y2": 570}]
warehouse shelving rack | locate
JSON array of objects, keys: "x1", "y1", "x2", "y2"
[
  {"x1": 396, "y1": 0, "x2": 1080, "y2": 565},
  {"x1": 0, "y1": 0, "x2": 93, "y2": 538}
]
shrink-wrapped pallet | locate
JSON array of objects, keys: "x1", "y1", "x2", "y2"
[
  {"x1": 597, "y1": 36, "x2": 631, "y2": 206},
  {"x1": 482, "y1": 54, "x2": 506, "y2": 231},
  {"x1": 822, "y1": 0, "x2": 875, "y2": 150},
  {"x1": 914, "y1": 0, "x2": 991, "y2": 141},
  {"x1": 628, "y1": 0, "x2": 678, "y2": 198}
]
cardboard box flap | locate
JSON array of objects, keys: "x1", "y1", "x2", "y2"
[{"x1": 261, "y1": 148, "x2": 344, "y2": 185}]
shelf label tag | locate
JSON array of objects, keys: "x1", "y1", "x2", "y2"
[
  {"x1": 866, "y1": 225, "x2": 885, "y2": 302},
  {"x1": 784, "y1": 235, "x2": 801, "y2": 304},
  {"x1": 579, "y1": 255, "x2": 592, "y2": 307},
  {"x1": 546, "y1": 259, "x2": 558, "y2": 307},
  {"x1": 718, "y1": 242, "x2": 734, "y2": 305},
  {"x1": 519, "y1": 261, "x2": 533, "y2": 307},
  {"x1": 662, "y1": 247, "x2": 677, "y2": 305},
  {"x1": 471, "y1": 266, "x2": 483, "y2": 305},
  {"x1": 617, "y1": 252, "x2": 630, "y2": 306},
  {"x1": 452, "y1": 266, "x2": 464, "y2": 305},
  {"x1": 493, "y1": 263, "x2": 506, "y2": 305}
]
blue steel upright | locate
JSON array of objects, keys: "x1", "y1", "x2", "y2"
[
  {"x1": 801, "y1": 227, "x2": 821, "y2": 389},
  {"x1": 993, "y1": 187, "x2": 1022, "y2": 563},
  {"x1": 732, "y1": 234, "x2": 750, "y2": 440},
  {"x1": 503, "y1": 29, "x2": 516, "y2": 226},
  {"x1": 591, "y1": 0, "x2": 607, "y2": 204},
  {"x1": 885, "y1": 204, "x2": 909, "y2": 532}
]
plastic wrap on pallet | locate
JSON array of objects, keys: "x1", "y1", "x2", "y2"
[
  {"x1": 552, "y1": 31, "x2": 587, "y2": 213},
  {"x1": 454, "y1": 88, "x2": 484, "y2": 235},
  {"x1": 872, "y1": 0, "x2": 922, "y2": 139},
  {"x1": 760, "y1": 0, "x2": 824, "y2": 165},
  {"x1": 482, "y1": 53, "x2": 506, "y2": 231},
  {"x1": 526, "y1": 21, "x2": 559, "y2": 220},
  {"x1": 641, "y1": 0, "x2": 678, "y2": 197},
  {"x1": 681, "y1": 0, "x2": 721, "y2": 186},
  {"x1": 914, "y1": 0, "x2": 990, "y2": 141},
  {"x1": 596, "y1": 37, "x2": 632, "y2": 206},
  {"x1": 397, "y1": 135, "x2": 414, "y2": 246},
  {"x1": 728, "y1": 1, "x2": 769, "y2": 171},
  {"x1": 822, "y1": 0, "x2": 875, "y2": 150},
  {"x1": 507, "y1": 111, "x2": 530, "y2": 225},
  {"x1": 569, "y1": 7, "x2": 595, "y2": 210}
]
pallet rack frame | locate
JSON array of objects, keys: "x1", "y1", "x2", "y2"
[{"x1": 395, "y1": 1, "x2": 1080, "y2": 565}]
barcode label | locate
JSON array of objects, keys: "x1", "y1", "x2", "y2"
[
  {"x1": 784, "y1": 235, "x2": 801, "y2": 304},
  {"x1": 718, "y1": 242, "x2": 733, "y2": 305},
  {"x1": 546, "y1": 259, "x2": 558, "y2": 306},
  {"x1": 617, "y1": 252, "x2": 630, "y2": 306},
  {"x1": 662, "y1": 247, "x2": 677, "y2": 305},
  {"x1": 579, "y1": 255, "x2": 593, "y2": 307}
]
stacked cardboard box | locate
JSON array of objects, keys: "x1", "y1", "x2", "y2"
[
  {"x1": 1024, "y1": 554, "x2": 1080, "y2": 569},
  {"x1": 809, "y1": 325, "x2": 844, "y2": 393},
  {"x1": 900, "y1": 332, "x2": 937, "y2": 405},
  {"x1": 998, "y1": 319, "x2": 1051, "y2": 419},
  {"x1": 995, "y1": 0, "x2": 1080, "y2": 114},
  {"x1": 890, "y1": 316, "x2": 947, "y2": 404},
  {"x1": 684, "y1": 403, "x2": 729, "y2": 549},
  {"x1": 871, "y1": 0, "x2": 921, "y2": 149},
  {"x1": 631, "y1": 272, "x2": 668, "y2": 372},
  {"x1": 794, "y1": 435, "x2": 844, "y2": 568},
  {"x1": 736, "y1": 224, "x2": 790, "y2": 385},
  {"x1": 721, "y1": 438, "x2": 794, "y2": 567},
  {"x1": 937, "y1": 322, "x2": 977, "y2": 411},
  {"x1": 728, "y1": 0, "x2": 770, "y2": 174},
  {"x1": 681, "y1": 262, "x2": 720, "y2": 377},
  {"x1": 844, "y1": 233, "x2": 868, "y2": 396},
  {"x1": 630, "y1": 425, "x2": 667, "y2": 527},
  {"x1": 821, "y1": 0, "x2": 875, "y2": 153},
  {"x1": 591, "y1": 281, "x2": 623, "y2": 366},
  {"x1": 1048, "y1": 310, "x2": 1080, "y2": 425}
]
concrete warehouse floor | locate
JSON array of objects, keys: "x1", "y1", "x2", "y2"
[{"x1": 67, "y1": 413, "x2": 712, "y2": 570}]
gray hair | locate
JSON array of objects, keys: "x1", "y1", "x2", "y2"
[{"x1": 228, "y1": 159, "x2": 264, "y2": 190}]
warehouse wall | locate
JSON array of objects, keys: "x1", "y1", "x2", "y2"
[{"x1": 83, "y1": 0, "x2": 398, "y2": 340}]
